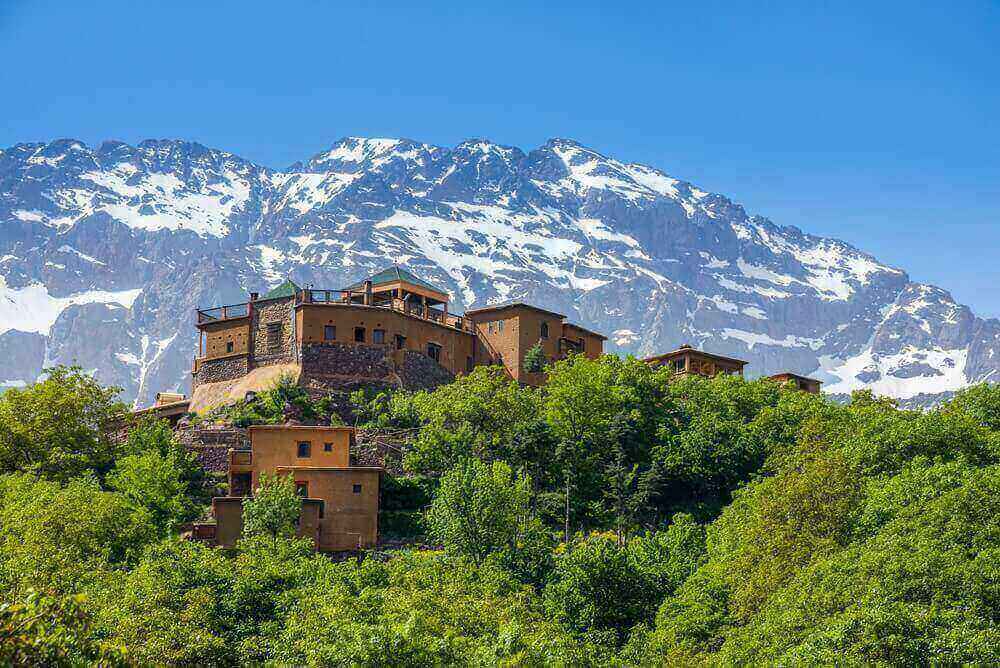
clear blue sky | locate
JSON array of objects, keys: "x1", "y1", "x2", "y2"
[{"x1": 2, "y1": 1, "x2": 998, "y2": 316}]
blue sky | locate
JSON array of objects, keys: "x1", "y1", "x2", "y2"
[{"x1": 2, "y1": 1, "x2": 998, "y2": 315}]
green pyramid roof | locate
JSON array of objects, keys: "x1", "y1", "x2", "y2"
[
  {"x1": 263, "y1": 279, "x2": 300, "y2": 299},
  {"x1": 347, "y1": 266, "x2": 446, "y2": 295}
]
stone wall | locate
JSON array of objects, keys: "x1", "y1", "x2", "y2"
[
  {"x1": 193, "y1": 353, "x2": 249, "y2": 387},
  {"x1": 301, "y1": 342, "x2": 396, "y2": 387},
  {"x1": 399, "y1": 350, "x2": 456, "y2": 390},
  {"x1": 251, "y1": 296, "x2": 297, "y2": 367},
  {"x1": 175, "y1": 423, "x2": 250, "y2": 474}
]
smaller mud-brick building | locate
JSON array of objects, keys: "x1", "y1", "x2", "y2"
[
  {"x1": 644, "y1": 344, "x2": 748, "y2": 377},
  {"x1": 189, "y1": 267, "x2": 606, "y2": 413},
  {"x1": 196, "y1": 425, "x2": 381, "y2": 552}
]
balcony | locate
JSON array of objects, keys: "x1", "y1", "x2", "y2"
[
  {"x1": 197, "y1": 302, "x2": 249, "y2": 324},
  {"x1": 298, "y1": 289, "x2": 475, "y2": 332}
]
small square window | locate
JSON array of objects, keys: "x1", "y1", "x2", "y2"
[
  {"x1": 674, "y1": 359, "x2": 686, "y2": 372},
  {"x1": 226, "y1": 341, "x2": 234, "y2": 353},
  {"x1": 354, "y1": 327, "x2": 366, "y2": 343},
  {"x1": 427, "y1": 343, "x2": 441, "y2": 362},
  {"x1": 295, "y1": 481, "x2": 308, "y2": 497},
  {"x1": 395, "y1": 334, "x2": 407, "y2": 350},
  {"x1": 297, "y1": 441, "x2": 311, "y2": 458},
  {"x1": 324, "y1": 325, "x2": 336, "y2": 341},
  {"x1": 323, "y1": 442, "x2": 332, "y2": 452},
  {"x1": 373, "y1": 328, "x2": 386, "y2": 344},
  {"x1": 352, "y1": 484, "x2": 362, "y2": 494}
]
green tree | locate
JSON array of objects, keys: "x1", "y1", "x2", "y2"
[
  {"x1": 107, "y1": 450, "x2": 195, "y2": 537},
  {"x1": 543, "y1": 354, "x2": 673, "y2": 540},
  {"x1": 523, "y1": 342, "x2": 548, "y2": 374},
  {"x1": 0, "y1": 474, "x2": 157, "y2": 596},
  {"x1": 0, "y1": 366, "x2": 129, "y2": 482},
  {"x1": 544, "y1": 516, "x2": 706, "y2": 646},
  {"x1": 242, "y1": 473, "x2": 301, "y2": 539},
  {"x1": 404, "y1": 366, "x2": 542, "y2": 474},
  {"x1": 92, "y1": 539, "x2": 232, "y2": 665},
  {"x1": 0, "y1": 589, "x2": 125, "y2": 667},
  {"x1": 426, "y1": 460, "x2": 534, "y2": 564}
]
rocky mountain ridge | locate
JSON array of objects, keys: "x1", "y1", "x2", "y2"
[{"x1": 1, "y1": 136, "x2": 996, "y2": 407}]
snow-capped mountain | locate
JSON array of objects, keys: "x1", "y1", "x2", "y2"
[{"x1": 1, "y1": 136, "x2": 997, "y2": 407}]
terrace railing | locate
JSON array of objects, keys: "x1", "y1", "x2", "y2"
[
  {"x1": 197, "y1": 290, "x2": 476, "y2": 332},
  {"x1": 197, "y1": 302, "x2": 249, "y2": 323}
]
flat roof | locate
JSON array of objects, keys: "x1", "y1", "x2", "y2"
[
  {"x1": 769, "y1": 372, "x2": 823, "y2": 384},
  {"x1": 275, "y1": 466, "x2": 384, "y2": 472},
  {"x1": 465, "y1": 301, "x2": 567, "y2": 320},
  {"x1": 644, "y1": 346, "x2": 748, "y2": 366},
  {"x1": 133, "y1": 399, "x2": 190, "y2": 415},
  {"x1": 249, "y1": 424, "x2": 355, "y2": 432},
  {"x1": 562, "y1": 322, "x2": 608, "y2": 341}
]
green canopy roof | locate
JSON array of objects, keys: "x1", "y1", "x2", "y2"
[
  {"x1": 263, "y1": 279, "x2": 300, "y2": 299},
  {"x1": 346, "y1": 266, "x2": 446, "y2": 295}
]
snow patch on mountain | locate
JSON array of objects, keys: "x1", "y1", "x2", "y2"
[{"x1": 0, "y1": 277, "x2": 141, "y2": 335}]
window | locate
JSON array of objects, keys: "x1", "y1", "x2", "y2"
[
  {"x1": 352, "y1": 484, "x2": 362, "y2": 494},
  {"x1": 226, "y1": 340, "x2": 234, "y2": 353},
  {"x1": 297, "y1": 441, "x2": 311, "y2": 458},
  {"x1": 674, "y1": 358, "x2": 686, "y2": 372},
  {"x1": 373, "y1": 328, "x2": 386, "y2": 344},
  {"x1": 427, "y1": 343, "x2": 442, "y2": 362},
  {"x1": 295, "y1": 481, "x2": 309, "y2": 497},
  {"x1": 266, "y1": 322, "x2": 282, "y2": 351},
  {"x1": 488, "y1": 321, "x2": 494, "y2": 334},
  {"x1": 354, "y1": 327, "x2": 366, "y2": 343},
  {"x1": 466, "y1": 356, "x2": 474, "y2": 373},
  {"x1": 323, "y1": 442, "x2": 332, "y2": 452},
  {"x1": 540, "y1": 321, "x2": 549, "y2": 339},
  {"x1": 395, "y1": 334, "x2": 406, "y2": 350},
  {"x1": 324, "y1": 324, "x2": 336, "y2": 341},
  {"x1": 497, "y1": 319, "x2": 504, "y2": 332}
]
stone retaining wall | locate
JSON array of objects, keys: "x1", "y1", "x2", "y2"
[
  {"x1": 399, "y1": 350, "x2": 456, "y2": 390},
  {"x1": 193, "y1": 354, "x2": 249, "y2": 387}
]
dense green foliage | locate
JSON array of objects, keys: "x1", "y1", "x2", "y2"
[
  {"x1": 0, "y1": 366, "x2": 129, "y2": 482},
  {"x1": 242, "y1": 472, "x2": 302, "y2": 539},
  {"x1": 427, "y1": 459, "x2": 537, "y2": 564},
  {"x1": 1, "y1": 358, "x2": 999, "y2": 665}
]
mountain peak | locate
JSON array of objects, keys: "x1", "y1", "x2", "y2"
[{"x1": 1, "y1": 134, "x2": 995, "y2": 409}]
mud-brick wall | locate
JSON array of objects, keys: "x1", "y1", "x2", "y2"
[
  {"x1": 251, "y1": 297, "x2": 297, "y2": 367},
  {"x1": 193, "y1": 354, "x2": 249, "y2": 387}
]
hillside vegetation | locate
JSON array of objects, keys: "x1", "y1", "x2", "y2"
[{"x1": 1, "y1": 361, "x2": 998, "y2": 666}]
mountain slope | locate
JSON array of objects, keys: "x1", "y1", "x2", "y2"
[{"x1": 1, "y1": 136, "x2": 996, "y2": 406}]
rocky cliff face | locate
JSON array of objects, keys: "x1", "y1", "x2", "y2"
[{"x1": 1, "y1": 136, "x2": 996, "y2": 406}]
